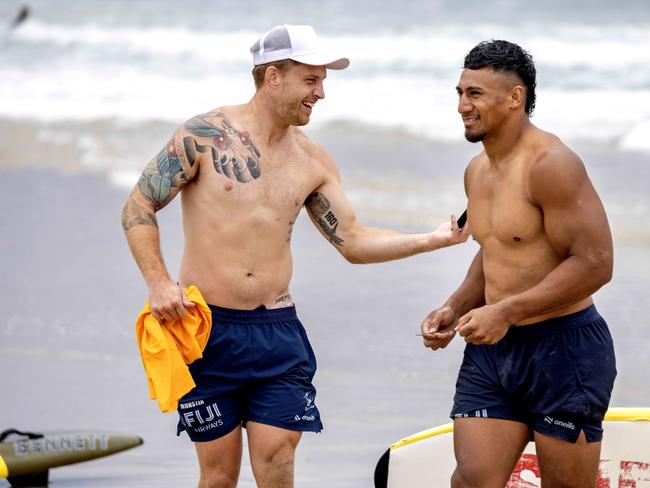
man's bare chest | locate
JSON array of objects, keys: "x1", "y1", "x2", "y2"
[
  {"x1": 194, "y1": 156, "x2": 321, "y2": 214},
  {"x1": 468, "y1": 167, "x2": 544, "y2": 246}
]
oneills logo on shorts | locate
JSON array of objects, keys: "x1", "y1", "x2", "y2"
[
  {"x1": 294, "y1": 414, "x2": 315, "y2": 422},
  {"x1": 544, "y1": 416, "x2": 576, "y2": 430}
]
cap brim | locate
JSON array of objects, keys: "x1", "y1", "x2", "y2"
[{"x1": 289, "y1": 53, "x2": 350, "y2": 70}]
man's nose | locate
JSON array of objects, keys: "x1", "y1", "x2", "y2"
[
  {"x1": 314, "y1": 82, "x2": 325, "y2": 100},
  {"x1": 458, "y1": 94, "x2": 471, "y2": 114}
]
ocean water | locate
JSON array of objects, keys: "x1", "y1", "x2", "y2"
[
  {"x1": 1, "y1": 0, "x2": 649, "y2": 237},
  {"x1": 1, "y1": 0, "x2": 649, "y2": 150}
]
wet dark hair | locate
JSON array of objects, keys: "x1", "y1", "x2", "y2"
[{"x1": 464, "y1": 40, "x2": 537, "y2": 116}]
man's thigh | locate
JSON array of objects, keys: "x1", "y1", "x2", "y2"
[
  {"x1": 246, "y1": 421, "x2": 302, "y2": 461},
  {"x1": 194, "y1": 426, "x2": 243, "y2": 485},
  {"x1": 453, "y1": 418, "x2": 530, "y2": 488},
  {"x1": 246, "y1": 421, "x2": 302, "y2": 488},
  {"x1": 534, "y1": 430, "x2": 601, "y2": 488}
]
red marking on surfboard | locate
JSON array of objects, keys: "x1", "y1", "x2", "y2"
[
  {"x1": 505, "y1": 455, "x2": 650, "y2": 487},
  {"x1": 506, "y1": 454, "x2": 540, "y2": 487},
  {"x1": 619, "y1": 461, "x2": 650, "y2": 487},
  {"x1": 598, "y1": 460, "x2": 612, "y2": 488}
]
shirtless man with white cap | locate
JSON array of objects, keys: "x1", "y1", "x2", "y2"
[{"x1": 122, "y1": 25, "x2": 468, "y2": 488}]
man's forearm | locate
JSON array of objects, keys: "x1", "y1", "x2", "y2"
[
  {"x1": 342, "y1": 222, "x2": 465, "y2": 264},
  {"x1": 342, "y1": 228, "x2": 434, "y2": 264},
  {"x1": 122, "y1": 198, "x2": 172, "y2": 289},
  {"x1": 445, "y1": 250, "x2": 486, "y2": 315},
  {"x1": 124, "y1": 225, "x2": 173, "y2": 289},
  {"x1": 497, "y1": 254, "x2": 612, "y2": 325}
]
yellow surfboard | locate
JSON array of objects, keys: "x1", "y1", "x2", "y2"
[{"x1": 375, "y1": 407, "x2": 650, "y2": 487}]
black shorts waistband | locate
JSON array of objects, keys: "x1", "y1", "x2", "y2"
[
  {"x1": 208, "y1": 304, "x2": 298, "y2": 324},
  {"x1": 506, "y1": 304, "x2": 601, "y2": 339}
]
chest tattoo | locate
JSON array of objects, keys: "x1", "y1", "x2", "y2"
[{"x1": 184, "y1": 112, "x2": 262, "y2": 183}]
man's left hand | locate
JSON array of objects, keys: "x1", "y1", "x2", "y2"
[
  {"x1": 428, "y1": 214, "x2": 470, "y2": 250},
  {"x1": 455, "y1": 304, "x2": 511, "y2": 345}
]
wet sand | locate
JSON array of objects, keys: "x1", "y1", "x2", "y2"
[{"x1": 0, "y1": 161, "x2": 648, "y2": 486}]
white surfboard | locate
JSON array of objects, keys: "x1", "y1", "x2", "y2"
[{"x1": 374, "y1": 407, "x2": 650, "y2": 487}]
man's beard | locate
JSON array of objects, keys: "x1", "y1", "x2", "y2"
[
  {"x1": 282, "y1": 101, "x2": 309, "y2": 127},
  {"x1": 464, "y1": 129, "x2": 486, "y2": 143}
]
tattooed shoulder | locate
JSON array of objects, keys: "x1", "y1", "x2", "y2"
[
  {"x1": 183, "y1": 113, "x2": 262, "y2": 184},
  {"x1": 138, "y1": 139, "x2": 189, "y2": 210},
  {"x1": 137, "y1": 139, "x2": 188, "y2": 208}
]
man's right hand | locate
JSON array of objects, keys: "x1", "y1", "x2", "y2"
[
  {"x1": 149, "y1": 280, "x2": 195, "y2": 324},
  {"x1": 420, "y1": 305, "x2": 458, "y2": 350}
]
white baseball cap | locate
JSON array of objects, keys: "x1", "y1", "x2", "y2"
[{"x1": 250, "y1": 25, "x2": 349, "y2": 70}]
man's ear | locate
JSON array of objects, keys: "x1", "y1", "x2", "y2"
[
  {"x1": 266, "y1": 66, "x2": 282, "y2": 89},
  {"x1": 509, "y1": 85, "x2": 525, "y2": 111}
]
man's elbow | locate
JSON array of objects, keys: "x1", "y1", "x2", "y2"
[
  {"x1": 120, "y1": 200, "x2": 131, "y2": 233},
  {"x1": 587, "y1": 251, "x2": 613, "y2": 289},
  {"x1": 335, "y1": 228, "x2": 368, "y2": 264},
  {"x1": 340, "y1": 246, "x2": 366, "y2": 264},
  {"x1": 338, "y1": 239, "x2": 372, "y2": 264},
  {"x1": 121, "y1": 196, "x2": 158, "y2": 233},
  {"x1": 598, "y1": 262, "x2": 613, "y2": 287}
]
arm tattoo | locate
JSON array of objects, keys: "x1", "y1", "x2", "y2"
[
  {"x1": 185, "y1": 113, "x2": 261, "y2": 183},
  {"x1": 137, "y1": 139, "x2": 188, "y2": 208},
  {"x1": 305, "y1": 192, "x2": 344, "y2": 246},
  {"x1": 121, "y1": 197, "x2": 158, "y2": 231},
  {"x1": 286, "y1": 209, "x2": 301, "y2": 243}
]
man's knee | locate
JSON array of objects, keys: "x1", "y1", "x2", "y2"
[
  {"x1": 451, "y1": 464, "x2": 509, "y2": 488},
  {"x1": 198, "y1": 471, "x2": 239, "y2": 488},
  {"x1": 451, "y1": 465, "x2": 483, "y2": 488},
  {"x1": 255, "y1": 437, "x2": 297, "y2": 468},
  {"x1": 538, "y1": 461, "x2": 597, "y2": 488},
  {"x1": 451, "y1": 468, "x2": 469, "y2": 488}
]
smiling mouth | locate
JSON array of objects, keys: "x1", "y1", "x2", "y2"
[
  {"x1": 462, "y1": 115, "x2": 479, "y2": 128},
  {"x1": 302, "y1": 100, "x2": 315, "y2": 111}
]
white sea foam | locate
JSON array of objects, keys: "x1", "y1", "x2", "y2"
[
  {"x1": 620, "y1": 120, "x2": 650, "y2": 152},
  {"x1": 2, "y1": 20, "x2": 649, "y2": 153},
  {"x1": 13, "y1": 21, "x2": 650, "y2": 72}
]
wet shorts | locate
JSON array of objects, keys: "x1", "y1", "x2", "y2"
[
  {"x1": 451, "y1": 305, "x2": 616, "y2": 443},
  {"x1": 176, "y1": 304, "x2": 322, "y2": 442}
]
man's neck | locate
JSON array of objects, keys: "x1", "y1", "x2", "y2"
[
  {"x1": 482, "y1": 116, "x2": 532, "y2": 164},
  {"x1": 244, "y1": 93, "x2": 293, "y2": 147}
]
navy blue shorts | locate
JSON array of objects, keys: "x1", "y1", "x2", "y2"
[
  {"x1": 451, "y1": 305, "x2": 616, "y2": 443},
  {"x1": 176, "y1": 305, "x2": 322, "y2": 442}
]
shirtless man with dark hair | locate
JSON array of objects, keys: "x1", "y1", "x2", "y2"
[
  {"x1": 421, "y1": 40, "x2": 616, "y2": 487},
  {"x1": 122, "y1": 25, "x2": 467, "y2": 488}
]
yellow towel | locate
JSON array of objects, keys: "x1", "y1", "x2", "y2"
[{"x1": 135, "y1": 285, "x2": 212, "y2": 412}]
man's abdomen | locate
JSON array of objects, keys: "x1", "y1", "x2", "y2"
[{"x1": 178, "y1": 241, "x2": 294, "y2": 310}]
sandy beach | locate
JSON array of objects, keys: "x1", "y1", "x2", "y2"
[{"x1": 1, "y1": 125, "x2": 649, "y2": 486}]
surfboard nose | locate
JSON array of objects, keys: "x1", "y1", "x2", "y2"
[{"x1": 1, "y1": 431, "x2": 144, "y2": 479}]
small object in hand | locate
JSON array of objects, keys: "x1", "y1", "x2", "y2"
[{"x1": 457, "y1": 209, "x2": 467, "y2": 229}]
